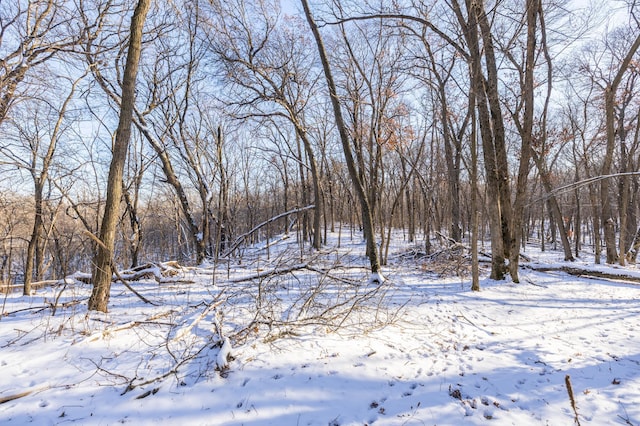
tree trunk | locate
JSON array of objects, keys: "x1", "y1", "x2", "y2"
[
  {"x1": 296, "y1": 128, "x2": 323, "y2": 250},
  {"x1": 453, "y1": 0, "x2": 507, "y2": 280},
  {"x1": 470, "y1": 90, "x2": 480, "y2": 292},
  {"x1": 604, "y1": 218, "x2": 617, "y2": 263},
  {"x1": 122, "y1": 184, "x2": 142, "y2": 268},
  {"x1": 23, "y1": 182, "x2": 44, "y2": 295},
  {"x1": 602, "y1": 84, "x2": 619, "y2": 264},
  {"x1": 589, "y1": 183, "x2": 602, "y2": 263},
  {"x1": 216, "y1": 126, "x2": 230, "y2": 254},
  {"x1": 88, "y1": 0, "x2": 150, "y2": 312},
  {"x1": 301, "y1": 0, "x2": 382, "y2": 279},
  {"x1": 474, "y1": 0, "x2": 513, "y2": 263},
  {"x1": 508, "y1": 0, "x2": 538, "y2": 283},
  {"x1": 574, "y1": 185, "x2": 581, "y2": 259},
  {"x1": 618, "y1": 148, "x2": 630, "y2": 266}
]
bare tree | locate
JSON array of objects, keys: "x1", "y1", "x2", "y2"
[
  {"x1": 0, "y1": 0, "x2": 80, "y2": 124},
  {"x1": 301, "y1": 0, "x2": 382, "y2": 280},
  {"x1": 19, "y1": 72, "x2": 86, "y2": 294},
  {"x1": 448, "y1": 0, "x2": 511, "y2": 279},
  {"x1": 580, "y1": 23, "x2": 640, "y2": 264},
  {"x1": 421, "y1": 40, "x2": 469, "y2": 244},
  {"x1": 206, "y1": 0, "x2": 324, "y2": 250},
  {"x1": 121, "y1": 131, "x2": 153, "y2": 268},
  {"x1": 604, "y1": 28, "x2": 640, "y2": 265},
  {"x1": 89, "y1": 0, "x2": 151, "y2": 312},
  {"x1": 532, "y1": 0, "x2": 576, "y2": 262},
  {"x1": 333, "y1": 12, "x2": 411, "y2": 264},
  {"x1": 495, "y1": 0, "x2": 573, "y2": 278}
]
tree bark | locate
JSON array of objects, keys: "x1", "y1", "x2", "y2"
[
  {"x1": 23, "y1": 182, "x2": 44, "y2": 295},
  {"x1": 88, "y1": 0, "x2": 151, "y2": 312},
  {"x1": 470, "y1": 90, "x2": 480, "y2": 292}
]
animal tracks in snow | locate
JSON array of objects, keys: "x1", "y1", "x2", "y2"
[{"x1": 3, "y1": 261, "x2": 640, "y2": 425}]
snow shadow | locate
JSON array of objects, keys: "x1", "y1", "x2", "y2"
[{"x1": 8, "y1": 345, "x2": 633, "y2": 426}]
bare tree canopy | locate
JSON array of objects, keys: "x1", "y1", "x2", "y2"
[{"x1": 0, "y1": 0, "x2": 637, "y2": 305}]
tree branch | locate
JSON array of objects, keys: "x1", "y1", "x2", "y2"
[{"x1": 222, "y1": 205, "x2": 315, "y2": 256}]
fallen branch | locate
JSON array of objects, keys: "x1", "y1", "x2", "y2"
[
  {"x1": 121, "y1": 333, "x2": 218, "y2": 396},
  {"x1": 113, "y1": 268, "x2": 157, "y2": 306},
  {"x1": 82, "y1": 310, "x2": 177, "y2": 343},
  {"x1": 1, "y1": 280, "x2": 66, "y2": 293},
  {"x1": 303, "y1": 265, "x2": 361, "y2": 285},
  {"x1": 524, "y1": 277, "x2": 548, "y2": 288},
  {"x1": 21, "y1": 279, "x2": 60, "y2": 288},
  {"x1": 525, "y1": 264, "x2": 640, "y2": 284},
  {"x1": 0, "y1": 384, "x2": 51, "y2": 404},
  {"x1": 83, "y1": 230, "x2": 158, "y2": 305},
  {"x1": 172, "y1": 298, "x2": 225, "y2": 343},
  {"x1": 435, "y1": 231, "x2": 461, "y2": 246},
  {"x1": 230, "y1": 262, "x2": 310, "y2": 283},
  {"x1": 119, "y1": 262, "x2": 183, "y2": 281},
  {"x1": 223, "y1": 205, "x2": 315, "y2": 257},
  {"x1": 2, "y1": 298, "x2": 86, "y2": 319}
]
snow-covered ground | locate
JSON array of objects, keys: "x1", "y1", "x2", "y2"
[{"x1": 1, "y1": 233, "x2": 640, "y2": 425}]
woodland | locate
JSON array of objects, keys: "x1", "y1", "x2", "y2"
[
  {"x1": 3, "y1": 1, "x2": 640, "y2": 425},
  {"x1": 0, "y1": 0, "x2": 639, "y2": 309}
]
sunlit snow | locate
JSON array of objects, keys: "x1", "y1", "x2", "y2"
[{"x1": 1, "y1": 231, "x2": 639, "y2": 425}]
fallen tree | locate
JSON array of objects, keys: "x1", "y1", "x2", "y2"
[{"x1": 525, "y1": 263, "x2": 640, "y2": 284}]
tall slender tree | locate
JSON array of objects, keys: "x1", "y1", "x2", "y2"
[
  {"x1": 301, "y1": 0, "x2": 382, "y2": 280},
  {"x1": 89, "y1": 0, "x2": 151, "y2": 312},
  {"x1": 22, "y1": 73, "x2": 86, "y2": 294}
]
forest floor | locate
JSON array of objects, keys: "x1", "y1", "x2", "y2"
[{"x1": 1, "y1": 231, "x2": 640, "y2": 425}]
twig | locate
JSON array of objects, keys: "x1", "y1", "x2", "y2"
[
  {"x1": 524, "y1": 277, "x2": 548, "y2": 288},
  {"x1": 121, "y1": 335, "x2": 214, "y2": 395},
  {"x1": 112, "y1": 267, "x2": 157, "y2": 305},
  {"x1": 565, "y1": 374, "x2": 581, "y2": 426},
  {"x1": 172, "y1": 298, "x2": 225, "y2": 342}
]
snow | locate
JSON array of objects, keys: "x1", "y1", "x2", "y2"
[
  {"x1": 369, "y1": 272, "x2": 385, "y2": 284},
  {"x1": 2, "y1": 233, "x2": 640, "y2": 425}
]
